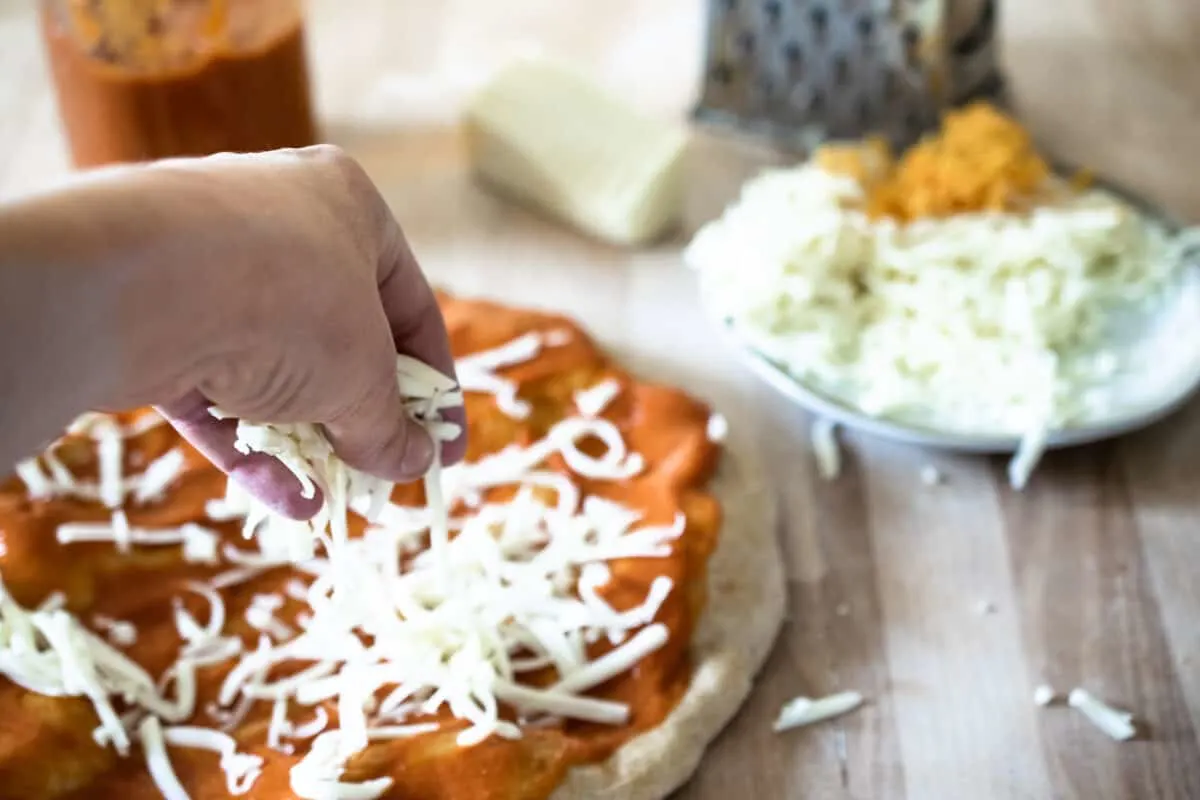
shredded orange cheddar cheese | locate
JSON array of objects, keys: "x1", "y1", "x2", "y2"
[{"x1": 817, "y1": 102, "x2": 1060, "y2": 221}]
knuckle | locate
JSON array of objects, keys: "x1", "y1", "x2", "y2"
[
  {"x1": 316, "y1": 150, "x2": 394, "y2": 251},
  {"x1": 198, "y1": 352, "x2": 311, "y2": 421},
  {"x1": 291, "y1": 145, "x2": 393, "y2": 266}
]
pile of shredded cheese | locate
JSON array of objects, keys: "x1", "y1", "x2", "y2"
[
  {"x1": 687, "y1": 106, "x2": 1198, "y2": 488},
  {"x1": 2, "y1": 329, "x2": 706, "y2": 799}
]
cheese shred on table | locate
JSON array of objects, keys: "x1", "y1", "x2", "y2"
[
  {"x1": 1068, "y1": 687, "x2": 1137, "y2": 741},
  {"x1": 773, "y1": 690, "x2": 864, "y2": 732}
]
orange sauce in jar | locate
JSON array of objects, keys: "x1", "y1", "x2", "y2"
[{"x1": 40, "y1": 0, "x2": 319, "y2": 168}]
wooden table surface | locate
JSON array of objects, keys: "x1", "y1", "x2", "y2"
[{"x1": 2, "y1": 1, "x2": 1200, "y2": 798}]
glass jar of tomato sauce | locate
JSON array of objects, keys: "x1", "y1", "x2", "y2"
[{"x1": 39, "y1": 0, "x2": 319, "y2": 169}]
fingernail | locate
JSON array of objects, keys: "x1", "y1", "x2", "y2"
[{"x1": 398, "y1": 423, "x2": 436, "y2": 482}]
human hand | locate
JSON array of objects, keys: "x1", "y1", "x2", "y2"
[{"x1": 79, "y1": 146, "x2": 464, "y2": 518}]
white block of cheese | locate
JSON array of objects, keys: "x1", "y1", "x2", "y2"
[{"x1": 464, "y1": 59, "x2": 688, "y2": 246}]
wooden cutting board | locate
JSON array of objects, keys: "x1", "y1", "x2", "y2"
[{"x1": 0, "y1": 0, "x2": 1198, "y2": 797}]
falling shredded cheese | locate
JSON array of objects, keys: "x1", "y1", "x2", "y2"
[
  {"x1": 810, "y1": 418, "x2": 841, "y2": 480},
  {"x1": 1068, "y1": 687, "x2": 1137, "y2": 741},
  {"x1": 773, "y1": 691, "x2": 864, "y2": 732}
]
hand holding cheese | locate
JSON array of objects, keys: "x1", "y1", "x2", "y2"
[{"x1": 0, "y1": 146, "x2": 464, "y2": 518}]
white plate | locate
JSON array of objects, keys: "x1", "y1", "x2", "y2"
[{"x1": 720, "y1": 225, "x2": 1200, "y2": 456}]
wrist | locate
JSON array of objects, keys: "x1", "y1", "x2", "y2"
[
  {"x1": 0, "y1": 187, "x2": 117, "y2": 460},
  {"x1": 0, "y1": 166, "x2": 226, "y2": 445}
]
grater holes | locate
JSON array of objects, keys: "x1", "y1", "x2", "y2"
[
  {"x1": 905, "y1": 107, "x2": 927, "y2": 137},
  {"x1": 856, "y1": 13, "x2": 873, "y2": 40},
  {"x1": 881, "y1": 65, "x2": 899, "y2": 99},
  {"x1": 810, "y1": 4, "x2": 829, "y2": 37},
  {"x1": 710, "y1": 61, "x2": 735, "y2": 85},
  {"x1": 808, "y1": 87, "x2": 825, "y2": 115},
  {"x1": 737, "y1": 29, "x2": 756, "y2": 57},
  {"x1": 856, "y1": 96, "x2": 872, "y2": 128},
  {"x1": 952, "y1": 0, "x2": 996, "y2": 56},
  {"x1": 902, "y1": 23, "x2": 922, "y2": 67},
  {"x1": 833, "y1": 53, "x2": 850, "y2": 87}
]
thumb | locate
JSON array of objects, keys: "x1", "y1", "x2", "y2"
[{"x1": 321, "y1": 372, "x2": 435, "y2": 484}]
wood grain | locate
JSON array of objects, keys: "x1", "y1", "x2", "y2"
[{"x1": 1, "y1": 0, "x2": 1199, "y2": 798}]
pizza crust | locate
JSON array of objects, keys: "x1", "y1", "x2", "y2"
[{"x1": 552, "y1": 429, "x2": 785, "y2": 799}]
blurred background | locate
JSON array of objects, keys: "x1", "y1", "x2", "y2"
[{"x1": 7, "y1": 0, "x2": 1199, "y2": 221}]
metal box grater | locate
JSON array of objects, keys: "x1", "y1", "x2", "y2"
[{"x1": 694, "y1": 0, "x2": 1003, "y2": 152}]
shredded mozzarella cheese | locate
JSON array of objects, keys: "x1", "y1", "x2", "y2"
[
  {"x1": 57, "y1": 515, "x2": 220, "y2": 564},
  {"x1": 773, "y1": 691, "x2": 864, "y2": 732},
  {"x1": 455, "y1": 333, "x2": 542, "y2": 418},
  {"x1": 706, "y1": 412, "x2": 729, "y2": 443},
  {"x1": 687, "y1": 163, "x2": 1197, "y2": 489},
  {"x1": 163, "y1": 725, "x2": 264, "y2": 795},
  {"x1": 202, "y1": 347, "x2": 670, "y2": 791},
  {"x1": 134, "y1": 448, "x2": 187, "y2": 503},
  {"x1": 17, "y1": 412, "x2": 184, "y2": 506},
  {"x1": 810, "y1": 418, "x2": 841, "y2": 480},
  {"x1": 1068, "y1": 687, "x2": 1137, "y2": 740},
  {"x1": 573, "y1": 377, "x2": 621, "y2": 417},
  {"x1": 140, "y1": 717, "x2": 189, "y2": 800},
  {"x1": 92, "y1": 614, "x2": 138, "y2": 647},
  {"x1": 919, "y1": 465, "x2": 943, "y2": 486}
]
